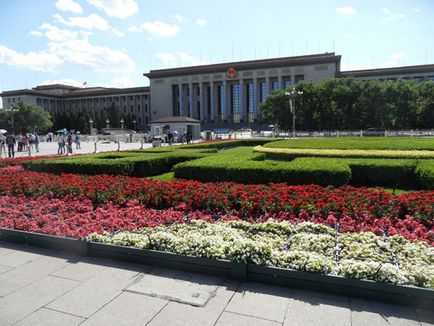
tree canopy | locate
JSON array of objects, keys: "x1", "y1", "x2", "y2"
[
  {"x1": 260, "y1": 78, "x2": 434, "y2": 131},
  {"x1": 0, "y1": 102, "x2": 53, "y2": 134}
]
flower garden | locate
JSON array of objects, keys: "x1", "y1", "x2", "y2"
[{"x1": 0, "y1": 137, "x2": 433, "y2": 293}]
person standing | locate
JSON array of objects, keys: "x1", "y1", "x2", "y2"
[
  {"x1": 75, "y1": 132, "x2": 81, "y2": 149},
  {"x1": 67, "y1": 132, "x2": 73, "y2": 154},
  {"x1": 5, "y1": 133, "x2": 16, "y2": 158},
  {"x1": 0, "y1": 134, "x2": 6, "y2": 158},
  {"x1": 34, "y1": 134, "x2": 40, "y2": 153},
  {"x1": 57, "y1": 133, "x2": 65, "y2": 155},
  {"x1": 17, "y1": 134, "x2": 23, "y2": 152}
]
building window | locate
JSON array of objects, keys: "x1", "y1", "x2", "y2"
[
  {"x1": 219, "y1": 85, "x2": 225, "y2": 121},
  {"x1": 284, "y1": 80, "x2": 292, "y2": 88},
  {"x1": 12, "y1": 98, "x2": 15, "y2": 103},
  {"x1": 145, "y1": 104, "x2": 148, "y2": 112},
  {"x1": 136, "y1": 95, "x2": 140, "y2": 100},
  {"x1": 138, "y1": 104, "x2": 141, "y2": 112},
  {"x1": 232, "y1": 84, "x2": 240, "y2": 122},
  {"x1": 130, "y1": 105, "x2": 133, "y2": 112},
  {"x1": 130, "y1": 96, "x2": 133, "y2": 101},
  {"x1": 247, "y1": 83, "x2": 254, "y2": 120},
  {"x1": 295, "y1": 75, "x2": 304, "y2": 83},
  {"x1": 144, "y1": 95, "x2": 148, "y2": 100},
  {"x1": 260, "y1": 82, "x2": 268, "y2": 102},
  {"x1": 272, "y1": 81, "x2": 279, "y2": 90}
]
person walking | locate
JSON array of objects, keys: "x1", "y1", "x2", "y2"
[
  {"x1": 34, "y1": 134, "x2": 40, "y2": 153},
  {"x1": 57, "y1": 133, "x2": 65, "y2": 155},
  {"x1": 5, "y1": 133, "x2": 16, "y2": 158},
  {"x1": 66, "y1": 132, "x2": 73, "y2": 154},
  {"x1": 17, "y1": 134, "x2": 23, "y2": 152},
  {"x1": 75, "y1": 132, "x2": 81, "y2": 149},
  {"x1": 0, "y1": 134, "x2": 6, "y2": 158}
]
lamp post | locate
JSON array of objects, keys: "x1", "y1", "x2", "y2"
[
  {"x1": 106, "y1": 119, "x2": 110, "y2": 129},
  {"x1": 89, "y1": 118, "x2": 93, "y2": 134},
  {"x1": 6, "y1": 105, "x2": 19, "y2": 134},
  {"x1": 285, "y1": 88, "x2": 303, "y2": 139},
  {"x1": 120, "y1": 118, "x2": 124, "y2": 130}
]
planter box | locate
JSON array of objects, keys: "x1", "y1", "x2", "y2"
[{"x1": 0, "y1": 228, "x2": 432, "y2": 309}]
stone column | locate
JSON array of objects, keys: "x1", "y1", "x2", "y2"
[
  {"x1": 178, "y1": 83, "x2": 183, "y2": 116},
  {"x1": 278, "y1": 75, "x2": 283, "y2": 89},
  {"x1": 266, "y1": 77, "x2": 271, "y2": 97},
  {"x1": 199, "y1": 82, "x2": 204, "y2": 121},
  {"x1": 189, "y1": 82, "x2": 193, "y2": 118},
  {"x1": 210, "y1": 80, "x2": 215, "y2": 122},
  {"x1": 253, "y1": 79, "x2": 258, "y2": 120},
  {"x1": 169, "y1": 85, "x2": 173, "y2": 116}
]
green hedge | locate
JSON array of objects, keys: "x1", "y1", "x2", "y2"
[
  {"x1": 416, "y1": 161, "x2": 434, "y2": 189},
  {"x1": 181, "y1": 138, "x2": 280, "y2": 149},
  {"x1": 173, "y1": 147, "x2": 351, "y2": 186},
  {"x1": 263, "y1": 137, "x2": 434, "y2": 151},
  {"x1": 22, "y1": 150, "x2": 213, "y2": 177}
]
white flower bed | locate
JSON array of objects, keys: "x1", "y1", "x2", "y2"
[{"x1": 87, "y1": 220, "x2": 434, "y2": 288}]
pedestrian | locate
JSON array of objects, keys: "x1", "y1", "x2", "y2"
[
  {"x1": 5, "y1": 133, "x2": 16, "y2": 158},
  {"x1": 0, "y1": 134, "x2": 6, "y2": 158},
  {"x1": 17, "y1": 134, "x2": 23, "y2": 152},
  {"x1": 168, "y1": 131, "x2": 173, "y2": 146},
  {"x1": 34, "y1": 134, "x2": 40, "y2": 152},
  {"x1": 23, "y1": 134, "x2": 29, "y2": 151},
  {"x1": 75, "y1": 132, "x2": 81, "y2": 149},
  {"x1": 67, "y1": 132, "x2": 73, "y2": 154},
  {"x1": 57, "y1": 133, "x2": 65, "y2": 155}
]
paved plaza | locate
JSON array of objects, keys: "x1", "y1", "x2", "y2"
[{"x1": 0, "y1": 241, "x2": 433, "y2": 326}]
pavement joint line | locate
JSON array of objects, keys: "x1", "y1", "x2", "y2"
[
  {"x1": 212, "y1": 282, "x2": 242, "y2": 326},
  {"x1": 47, "y1": 273, "x2": 86, "y2": 283},
  {"x1": 281, "y1": 292, "x2": 292, "y2": 325},
  {"x1": 42, "y1": 306, "x2": 88, "y2": 320},
  {"x1": 76, "y1": 290, "x2": 124, "y2": 324},
  {"x1": 220, "y1": 310, "x2": 285, "y2": 324},
  {"x1": 144, "y1": 300, "x2": 170, "y2": 326}
]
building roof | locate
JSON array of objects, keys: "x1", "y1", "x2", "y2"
[
  {"x1": 339, "y1": 64, "x2": 434, "y2": 78},
  {"x1": 34, "y1": 84, "x2": 81, "y2": 90},
  {"x1": 1, "y1": 86, "x2": 150, "y2": 98},
  {"x1": 149, "y1": 116, "x2": 201, "y2": 124},
  {"x1": 144, "y1": 53, "x2": 341, "y2": 79}
]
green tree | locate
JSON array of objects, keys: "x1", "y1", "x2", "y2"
[{"x1": 0, "y1": 102, "x2": 53, "y2": 134}]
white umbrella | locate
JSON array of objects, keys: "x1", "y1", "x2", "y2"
[{"x1": 0, "y1": 129, "x2": 7, "y2": 134}]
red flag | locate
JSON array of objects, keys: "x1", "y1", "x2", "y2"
[{"x1": 82, "y1": 81, "x2": 87, "y2": 88}]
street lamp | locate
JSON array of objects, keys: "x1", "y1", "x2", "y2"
[
  {"x1": 89, "y1": 118, "x2": 93, "y2": 134},
  {"x1": 106, "y1": 119, "x2": 110, "y2": 129},
  {"x1": 120, "y1": 118, "x2": 124, "y2": 130},
  {"x1": 6, "y1": 105, "x2": 19, "y2": 134},
  {"x1": 285, "y1": 88, "x2": 303, "y2": 139}
]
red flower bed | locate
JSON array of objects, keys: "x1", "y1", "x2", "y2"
[
  {"x1": 0, "y1": 156, "x2": 57, "y2": 167},
  {"x1": 0, "y1": 169, "x2": 432, "y2": 243}
]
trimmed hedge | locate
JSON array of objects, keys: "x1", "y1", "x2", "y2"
[
  {"x1": 255, "y1": 146, "x2": 434, "y2": 159},
  {"x1": 181, "y1": 138, "x2": 281, "y2": 149},
  {"x1": 173, "y1": 147, "x2": 351, "y2": 186},
  {"x1": 22, "y1": 150, "x2": 214, "y2": 177},
  {"x1": 173, "y1": 147, "x2": 432, "y2": 189},
  {"x1": 263, "y1": 137, "x2": 434, "y2": 151}
]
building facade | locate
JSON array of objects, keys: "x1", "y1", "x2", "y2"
[
  {"x1": 1, "y1": 53, "x2": 434, "y2": 131},
  {"x1": 145, "y1": 53, "x2": 341, "y2": 126},
  {"x1": 1, "y1": 84, "x2": 151, "y2": 129}
]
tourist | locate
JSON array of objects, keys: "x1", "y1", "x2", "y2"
[
  {"x1": 0, "y1": 134, "x2": 6, "y2": 158},
  {"x1": 34, "y1": 134, "x2": 40, "y2": 152},
  {"x1": 75, "y1": 132, "x2": 81, "y2": 149},
  {"x1": 67, "y1": 132, "x2": 73, "y2": 154},
  {"x1": 5, "y1": 133, "x2": 16, "y2": 158},
  {"x1": 168, "y1": 131, "x2": 173, "y2": 146},
  {"x1": 17, "y1": 134, "x2": 23, "y2": 152},
  {"x1": 57, "y1": 133, "x2": 65, "y2": 155}
]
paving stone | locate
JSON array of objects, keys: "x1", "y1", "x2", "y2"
[
  {"x1": 225, "y1": 282, "x2": 291, "y2": 323},
  {"x1": 46, "y1": 265, "x2": 145, "y2": 318},
  {"x1": 215, "y1": 312, "x2": 281, "y2": 326},
  {"x1": 284, "y1": 294, "x2": 351, "y2": 326},
  {"x1": 14, "y1": 308, "x2": 84, "y2": 326},
  {"x1": 82, "y1": 292, "x2": 167, "y2": 326},
  {"x1": 0, "y1": 255, "x2": 69, "y2": 296},
  {"x1": 351, "y1": 298, "x2": 420, "y2": 326},
  {"x1": 0, "y1": 265, "x2": 12, "y2": 274},
  {"x1": 0, "y1": 250, "x2": 42, "y2": 267},
  {"x1": 148, "y1": 281, "x2": 239, "y2": 326},
  {"x1": 0, "y1": 275, "x2": 79, "y2": 325},
  {"x1": 125, "y1": 267, "x2": 222, "y2": 307},
  {"x1": 50, "y1": 260, "x2": 106, "y2": 282}
]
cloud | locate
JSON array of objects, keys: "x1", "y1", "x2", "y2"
[
  {"x1": 154, "y1": 52, "x2": 208, "y2": 68},
  {"x1": 336, "y1": 6, "x2": 357, "y2": 17},
  {"x1": 29, "y1": 30, "x2": 43, "y2": 37},
  {"x1": 170, "y1": 14, "x2": 189, "y2": 23},
  {"x1": 414, "y1": 8, "x2": 420, "y2": 13},
  {"x1": 381, "y1": 7, "x2": 406, "y2": 22},
  {"x1": 39, "y1": 23, "x2": 79, "y2": 42},
  {"x1": 87, "y1": 0, "x2": 139, "y2": 19},
  {"x1": 111, "y1": 28, "x2": 124, "y2": 37},
  {"x1": 54, "y1": 13, "x2": 110, "y2": 31},
  {"x1": 196, "y1": 18, "x2": 207, "y2": 26},
  {"x1": 55, "y1": 0, "x2": 83, "y2": 14},
  {"x1": 129, "y1": 21, "x2": 180, "y2": 38},
  {"x1": 382, "y1": 52, "x2": 409, "y2": 67},
  {"x1": 0, "y1": 35, "x2": 135, "y2": 73}
]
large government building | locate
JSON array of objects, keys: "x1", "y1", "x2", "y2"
[{"x1": 2, "y1": 52, "x2": 434, "y2": 131}]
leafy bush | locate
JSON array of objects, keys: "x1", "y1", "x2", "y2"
[
  {"x1": 263, "y1": 137, "x2": 434, "y2": 151},
  {"x1": 416, "y1": 161, "x2": 434, "y2": 189},
  {"x1": 22, "y1": 149, "x2": 213, "y2": 177},
  {"x1": 181, "y1": 138, "x2": 280, "y2": 149}
]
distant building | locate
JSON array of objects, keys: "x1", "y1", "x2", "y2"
[
  {"x1": 0, "y1": 84, "x2": 151, "y2": 129},
  {"x1": 1, "y1": 53, "x2": 433, "y2": 131}
]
